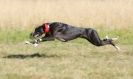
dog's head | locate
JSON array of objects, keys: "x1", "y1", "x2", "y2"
[
  {"x1": 30, "y1": 25, "x2": 44, "y2": 39},
  {"x1": 30, "y1": 23, "x2": 50, "y2": 39}
]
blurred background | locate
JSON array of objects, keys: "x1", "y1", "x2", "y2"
[
  {"x1": 0, "y1": 0, "x2": 133, "y2": 44},
  {"x1": 0, "y1": 1, "x2": 133, "y2": 79},
  {"x1": 0, "y1": 0, "x2": 133, "y2": 30}
]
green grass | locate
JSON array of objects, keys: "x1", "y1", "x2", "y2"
[
  {"x1": 97, "y1": 28, "x2": 133, "y2": 45},
  {"x1": 0, "y1": 0, "x2": 133, "y2": 78},
  {"x1": 0, "y1": 41, "x2": 133, "y2": 79},
  {"x1": 0, "y1": 29, "x2": 29, "y2": 44},
  {"x1": 0, "y1": 74, "x2": 32, "y2": 79},
  {"x1": 0, "y1": 28, "x2": 133, "y2": 79},
  {"x1": 0, "y1": 28, "x2": 132, "y2": 44}
]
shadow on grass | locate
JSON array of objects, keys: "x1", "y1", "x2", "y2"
[{"x1": 3, "y1": 53, "x2": 59, "y2": 59}]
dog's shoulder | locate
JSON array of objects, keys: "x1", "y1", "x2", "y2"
[
  {"x1": 49, "y1": 22, "x2": 70, "y2": 33},
  {"x1": 49, "y1": 22, "x2": 70, "y2": 30},
  {"x1": 50, "y1": 22, "x2": 68, "y2": 27}
]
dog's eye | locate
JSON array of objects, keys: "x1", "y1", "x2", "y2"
[{"x1": 36, "y1": 32, "x2": 39, "y2": 34}]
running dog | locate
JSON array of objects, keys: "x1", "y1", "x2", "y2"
[{"x1": 25, "y1": 22, "x2": 119, "y2": 50}]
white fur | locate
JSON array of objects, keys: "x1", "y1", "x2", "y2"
[
  {"x1": 39, "y1": 38, "x2": 42, "y2": 41},
  {"x1": 115, "y1": 46, "x2": 120, "y2": 51},
  {"x1": 105, "y1": 35, "x2": 109, "y2": 39},
  {"x1": 33, "y1": 43, "x2": 38, "y2": 47},
  {"x1": 25, "y1": 41, "x2": 32, "y2": 44},
  {"x1": 112, "y1": 36, "x2": 119, "y2": 41},
  {"x1": 25, "y1": 40, "x2": 39, "y2": 47}
]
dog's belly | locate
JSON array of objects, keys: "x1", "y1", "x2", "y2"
[{"x1": 55, "y1": 28, "x2": 84, "y2": 41}]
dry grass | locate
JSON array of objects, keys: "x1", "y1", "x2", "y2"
[
  {"x1": 0, "y1": 0, "x2": 133, "y2": 30},
  {"x1": 0, "y1": 41, "x2": 133, "y2": 79},
  {"x1": 0, "y1": 0, "x2": 133, "y2": 44},
  {"x1": 0, "y1": 0, "x2": 133, "y2": 79}
]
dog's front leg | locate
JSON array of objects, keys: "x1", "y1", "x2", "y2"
[
  {"x1": 25, "y1": 39, "x2": 40, "y2": 47},
  {"x1": 39, "y1": 36, "x2": 55, "y2": 42},
  {"x1": 25, "y1": 37, "x2": 54, "y2": 47}
]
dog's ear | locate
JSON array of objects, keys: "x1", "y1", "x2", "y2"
[
  {"x1": 30, "y1": 25, "x2": 44, "y2": 38},
  {"x1": 35, "y1": 26, "x2": 44, "y2": 34}
]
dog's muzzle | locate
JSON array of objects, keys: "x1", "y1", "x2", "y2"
[
  {"x1": 30, "y1": 32, "x2": 40, "y2": 39},
  {"x1": 30, "y1": 32, "x2": 45, "y2": 40}
]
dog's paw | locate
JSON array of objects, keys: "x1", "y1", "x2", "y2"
[
  {"x1": 115, "y1": 46, "x2": 120, "y2": 51},
  {"x1": 25, "y1": 40, "x2": 39, "y2": 47},
  {"x1": 25, "y1": 41, "x2": 32, "y2": 44},
  {"x1": 33, "y1": 43, "x2": 39, "y2": 47}
]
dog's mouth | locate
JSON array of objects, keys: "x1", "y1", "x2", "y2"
[
  {"x1": 30, "y1": 32, "x2": 41, "y2": 39},
  {"x1": 26, "y1": 33, "x2": 43, "y2": 47},
  {"x1": 33, "y1": 34, "x2": 40, "y2": 38},
  {"x1": 30, "y1": 32, "x2": 45, "y2": 42}
]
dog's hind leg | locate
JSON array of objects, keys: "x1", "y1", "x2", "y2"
[
  {"x1": 82, "y1": 29, "x2": 103, "y2": 46},
  {"x1": 82, "y1": 28, "x2": 116, "y2": 47}
]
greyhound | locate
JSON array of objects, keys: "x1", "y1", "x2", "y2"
[{"x1": 25, "y1": 22, "x2": 120, "y2": 50}]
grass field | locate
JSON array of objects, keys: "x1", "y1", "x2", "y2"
[
  {"x1": 0, "y1": 41, "x2": 133, "y2": 79},
  {"x1": 0, "y1": 0, "x2": 133, "y2": 79}
]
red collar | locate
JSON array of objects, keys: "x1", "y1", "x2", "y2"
[{"x1": 43, "y1": 23, "x2": 50, "y2": 33}]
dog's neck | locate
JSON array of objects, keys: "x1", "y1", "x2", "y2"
[{"x1": 43, "y1": 23, "x2": 50, "y2": 33}]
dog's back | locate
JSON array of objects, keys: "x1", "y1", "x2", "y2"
[{"x1": 28, "y1": 22, "x2": 119, "y2": 50}]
